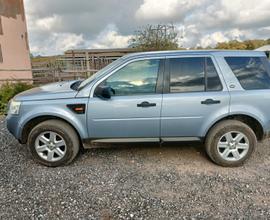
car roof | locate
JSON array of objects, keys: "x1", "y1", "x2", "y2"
[{"x1": 122, "y1": 50, "x2": 266, "y2": 60}]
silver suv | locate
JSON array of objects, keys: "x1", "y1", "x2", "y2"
[{"x1": 6, "y1": 50, "x2": 270, "y2": 167}]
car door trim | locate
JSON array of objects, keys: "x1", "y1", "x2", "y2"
[
  {"x1": 89, "y1": 138, "x2": 159, "y2": 144},
  {"x1": 92, "y1": 117, "x2": 160, "y2": 122},
  {"x1": 161, "y1": 137, "x2": 201, "y2": 142}
]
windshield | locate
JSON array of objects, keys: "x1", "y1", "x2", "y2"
[{"x1": 78, "y1": 58, "x2": 124, "y2": 90}]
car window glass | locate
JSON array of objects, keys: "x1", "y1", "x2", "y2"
[
  {"x1": 78, "y1": 58, "x2": 124, "y2": 90},
  {"x1": 206, "y1": 58, "x2": 222, "y2": 91},
  {"x1": 102, "y1": 59, "x2": 160, "y2": 96},
  {"x1": 225, "y1": 57, "x2": 270, "y2": 90},
  {"x1": 170, "y1": 57, "x2": 205, "y2": 93}
]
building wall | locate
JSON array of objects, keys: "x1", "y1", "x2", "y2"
[{"x1": 0, "y1": 0, "x2": 32, "y2": 81}]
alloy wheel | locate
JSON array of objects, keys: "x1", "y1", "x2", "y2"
[
  {"x1": 217, "y1": 131, "x2": 249, "y2": 161},
  {"x1": 35, "y1": 131, "x2": 67, "y2": 162}
]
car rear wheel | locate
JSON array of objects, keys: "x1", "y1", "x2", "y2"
[
  {"x1": 28, "y1": 119, "x2": 80, "y2": 167},
  {"x1": 205, "y1": 120, "x2": 257, "y2": 167}
]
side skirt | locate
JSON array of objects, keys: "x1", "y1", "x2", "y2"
[{"x1": 82, "y1": 137, "x2": 201, "y2": 149}]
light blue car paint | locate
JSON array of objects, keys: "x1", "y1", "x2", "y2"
[
  {"x1": 15, "y1": 80, "x2": 79, "y2": 101},
  {"x1": 6, "y1": 50, "x2": 270, "y2": 146}
]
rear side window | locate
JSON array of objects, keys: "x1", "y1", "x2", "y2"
[
  {"x1": 169, "y1": 57, "x2": 222, "y2": 93},
  {"x1": 225, "y1": 57, "x2": 270, "y2": 90},
  {"x1": 170, "y1": 57, "x2": 204, "y2": 93}
]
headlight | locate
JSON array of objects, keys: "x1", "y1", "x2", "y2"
[{"x1": 9, "y1": 100, "x2": 21, "y2": 115}]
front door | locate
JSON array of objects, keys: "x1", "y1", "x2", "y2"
[
  {"x1": 161, "y1": 56, "x2": 230, "y2": 139},
  {"x1": 87, "y1": 58, "x2": 164, "y2": 141}
]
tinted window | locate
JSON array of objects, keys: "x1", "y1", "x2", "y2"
[
  {"x1": 169, "y1": 57, "x2": 222, "y2": 93},
  {"x1": 206, "y1": 58, "x2": 222, "y2": 91},
  {"x1": 101, "y1": 59, "x2": 160, "y2": 96},
  {"x1": 170, "y1": 57, "x2": 205, "y2": 93},
  {"x1": 225, "y1": 57, "x2": 270, "y2": 90}
]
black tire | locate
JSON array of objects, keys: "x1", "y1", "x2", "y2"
[
  {"x1": 205, "y1": 120, "x2": 257, "y2": 167},
  {"x1": 27, "y1": 119, "x2": 80, "y2": 167}
]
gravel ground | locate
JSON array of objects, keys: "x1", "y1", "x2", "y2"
[{"x1": 0, "y1": 116, "x2": 270, "y2": 219}]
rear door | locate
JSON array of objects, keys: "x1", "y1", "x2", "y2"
[{"x1": 161, "y1": 56, "x2": 230, "y2": 140}]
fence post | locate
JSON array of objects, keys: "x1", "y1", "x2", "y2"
[{"x1": 85, "y1": 51, "x2": 90, "y2": 77}]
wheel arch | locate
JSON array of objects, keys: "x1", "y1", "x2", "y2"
[
  {"x1": 204, "y1": 114, "x2": 265, "y2": 141},
  {"x1": 20, "y1": 115, "x2": 83, "y2": 144}
]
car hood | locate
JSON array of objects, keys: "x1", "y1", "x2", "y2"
[{"x1": 15, "y1": 80, "x2": 79, "y2": 101}]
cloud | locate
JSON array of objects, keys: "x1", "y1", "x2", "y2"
[
  {"x1": 24, "y1": 0, "x2": 270, "y2": 55},
  {"x1": 184, "y1": 0, "x2": 270, "y2": 31},
  {"x1": 35, "y1": 15, "x2": 62, "y2": 31},
  {"x1": 88, "y1": 25, "x2": 132, "y2": 49},
  {"x1": 30, "y1": 33, "x2": 84, "y2": 55},
  {"x1": 29, "y1": 25, "x2": 132, "y2": 56},
  {"x1": 136, "y1": 0, "x2": 206, "y2": 21},
  {"x1": 198, "y1": 29, "x2": 246, "y2": 48}
]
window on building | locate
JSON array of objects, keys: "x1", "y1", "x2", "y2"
[
  {"x1": 225, "y1": 57, "x2": 270, "y2": 90},
  {"x1": 0, "y1": 44, "x2": 3, "y2": 63},
  {"x1": 0, "y1": 17, "x2": 3, "y2": 35}
]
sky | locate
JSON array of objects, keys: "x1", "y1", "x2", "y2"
[{"x1": 24, "y1": 0, "x2": 270, "y2": 56}]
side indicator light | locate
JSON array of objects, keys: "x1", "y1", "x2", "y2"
[{"x1": 67, "y1": 104, "x2": 86, "y2": 114}]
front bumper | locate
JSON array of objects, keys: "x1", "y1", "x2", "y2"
[{"x1": 6, "y1": 114, "x2": 22, "y2": 142}]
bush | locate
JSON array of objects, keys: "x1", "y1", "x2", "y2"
[{"x1": 0, "y1": 82, "x2": 33, "y2": 114}]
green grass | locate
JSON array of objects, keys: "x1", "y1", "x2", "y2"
[{"x1": 0, "y1": 82, "x2": 33, "y2": 114}]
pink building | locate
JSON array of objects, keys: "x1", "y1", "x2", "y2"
[{"x1": 0, "y1": 0, "x2": 32, "y2": 81}]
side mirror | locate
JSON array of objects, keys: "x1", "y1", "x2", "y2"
[{"x1": 95, "y1": 86, "x2": 115, "y2": 100}]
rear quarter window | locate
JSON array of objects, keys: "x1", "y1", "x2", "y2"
[{"x1": 225, "y1": 56, "x2": 270, "y2": 90}]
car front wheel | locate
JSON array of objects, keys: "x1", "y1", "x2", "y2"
[{"x1": 28, "y1": 119, "x2": 80, "y2": 167}]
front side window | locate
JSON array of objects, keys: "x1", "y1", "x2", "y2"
[
  {"x1": 100, "y1": 59, "x2": 160, "y2": 96},
  {"x1": 225, "y1": 57, "x2": 270, "y2": 90},
  {"x1": 169, "y1": 57, "x2": 222, "y2": 93}
]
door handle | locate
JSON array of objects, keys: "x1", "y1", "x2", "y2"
[
  {"x1": 137, "y1": 101, "x2": 156, "y2": 108},
  {"x1": 201, "y1": 99, "x2": 221, "y2": 105}
]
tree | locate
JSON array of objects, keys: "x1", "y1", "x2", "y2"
[
  {"x1": 216, "y1": 40, "x2": 247, "y2": 50},
  {"x1": 215, "y1": 39, "x2": 270, "y2": 50},
  {"x1": 129, "y1": 24, "x2": 179, "y2": 51}
]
